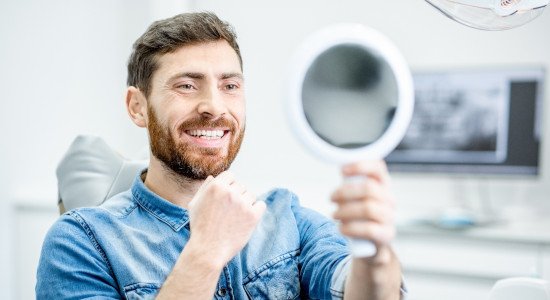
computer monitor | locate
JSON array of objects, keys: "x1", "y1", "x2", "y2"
[{"x1": 386, "y1": 67, "x2": 545, "y2": 176}]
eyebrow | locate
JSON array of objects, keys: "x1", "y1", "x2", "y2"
[
  {"x1": 168, "y1": 71, "x2": 243, "y2": 82},
  {"x1": 221, "y1": 72, "x2": 244, "y2": 80},
  {"x1": 170, "y1": 72, "x2": 204, "y2": 81}
]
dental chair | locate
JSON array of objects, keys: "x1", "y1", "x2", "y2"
[{"x1": 56, "y1": 135, "x2": 147, "y2": 214}]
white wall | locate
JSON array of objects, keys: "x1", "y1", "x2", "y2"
[
  {"x1": 0, "y1": 1, "x2": 191, "y2": 298},
  {"x1": 1, "y1": 0, "x2": 550, "y2": 298}
]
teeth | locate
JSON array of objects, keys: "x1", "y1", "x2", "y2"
[{"x1": 188, "y1": 129, "x2": 225, "y2": 139}]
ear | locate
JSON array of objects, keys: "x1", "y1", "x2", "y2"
[{"x1": 126, "y1": 86, "x2": 148, "y2": 128}]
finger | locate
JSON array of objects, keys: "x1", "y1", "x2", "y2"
[
  {"x1": 331, "y1": 180, "x2": 376, "y2": 203},
  {"x1": 331, "y1": 180, "x2": 389, "y2": 204},
  {"x1": 342, "y1": 160, "x2": 390, "y2": 184},
  {"x1": 339, "y1": 221, "x2": 396, "y2": 245},
  {"x1": 196, "y1": 175, "x2": 215, "y2": 192},
  {"x1": 201, "y1": 175, "x2": 215, "y2": 188},
  {"x1": 333, "y1": 201, "x2": 393, "y2": 224},
  {"x1": 241, "y1": 190, "x2": 258, "y2": 205},
  {"x1": 189, "y1": 175, "x2": 215, "y2": 208},
  {"x1": 215, "y1": 170, "x2": 236, "y2": 185},
  {"x1": 231, "y1": 182, "x2": 248, "y2": 195},
  {"x1": 251, "y1": 199, "x2": 267, "y2": 219}
]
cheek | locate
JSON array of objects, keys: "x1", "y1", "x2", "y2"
[
  {"x1": 167, "y1": 104, "x2": 193, "y2": 130},
  {"x1": 152, "y1": 113, "x2": 178, "y2": 140},
  {"x1": 231, "y1": 102, "x2": 246, "y2": 126},
  {"x1": 236, "y1": 110, "x2": 246, "y2": 127}
]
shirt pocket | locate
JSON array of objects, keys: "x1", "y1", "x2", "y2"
[
  {"x1": 123, "y1": 282, "x2": 160, "y2": 300},
  {"x1": 243, "y1": 250, "x2": 301, "y2": 300}
]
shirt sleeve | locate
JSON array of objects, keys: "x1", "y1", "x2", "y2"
[
  {"x1": 36, "y1": 211, "x2": 121, "y2": 299},
  {"x1": 290, "y1": 194, "x2": 350, "y2": 299},
  {"x1": 291, "y1": 194, "x2": 408, "y2": 300}
]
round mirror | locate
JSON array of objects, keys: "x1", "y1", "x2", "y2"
[
  {"x1": 288, "y1": 24, "x2": 414, "y2": 164},
  {"x1": 287, "y1": 24, "x2": 414, "y2": 257}
]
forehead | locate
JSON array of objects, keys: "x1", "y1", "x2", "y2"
[{"x1": 153, "y1": 40, "x2": 242, "y2": 80}]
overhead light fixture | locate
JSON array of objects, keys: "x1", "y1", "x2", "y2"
[{"x1": 426, "y1": 0, "x2": 549, "y2": 30}]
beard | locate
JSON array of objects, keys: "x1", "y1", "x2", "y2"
[{"x1": 147, "y1": 105, "x2": 244, "y2": 180}]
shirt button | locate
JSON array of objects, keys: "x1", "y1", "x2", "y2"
[{"x1": 217, "y1": 288, "x2": 227, "y2": 297}]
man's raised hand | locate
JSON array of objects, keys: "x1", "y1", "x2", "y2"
[{"x1": 187, "y1": 171, "x2": 266, "y2": 268}]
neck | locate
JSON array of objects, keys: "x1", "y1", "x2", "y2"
[{"x1": 144, "y1": 156, "x2": 203, "y2": 209}]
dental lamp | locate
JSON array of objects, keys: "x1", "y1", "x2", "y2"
[{"x1": 426, "y1": 0, "x2": 549, "y2": 30}]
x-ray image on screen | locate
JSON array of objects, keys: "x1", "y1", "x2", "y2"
[
  {"x1": 386, "y1": 67, "x2": 544, "y2": 176},
  {"x1": 391, "y1": 71, "x2": 510, "y2": 163}
]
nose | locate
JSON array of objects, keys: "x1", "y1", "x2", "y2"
[{"x1": 197, "y1": 88, "x2": 227, "y2": 118}]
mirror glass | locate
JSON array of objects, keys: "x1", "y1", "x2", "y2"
[
  {"x1": 301, "y1": 44, "x2": 399, "y2": 149},
  {"x1": 287, "y1": 23, "x2": 414, "y2": 164}
]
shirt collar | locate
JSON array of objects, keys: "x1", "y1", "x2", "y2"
[{"x1": 131, "y1": 170, "x2": 189, "y2": 232}]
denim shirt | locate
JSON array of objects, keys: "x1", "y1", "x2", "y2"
[{"x1": 36, "y1": 173, "x2": 354, "y2": 299}]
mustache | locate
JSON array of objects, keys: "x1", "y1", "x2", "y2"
[{"x1": 177, "y1": 116, "x2": 236, "y2": 133}]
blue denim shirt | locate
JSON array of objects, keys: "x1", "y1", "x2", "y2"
[{"x1": 36, "y1": 173, "x2": 354, "y2": 299}]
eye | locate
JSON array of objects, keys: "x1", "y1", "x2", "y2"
[
  {"x1": 225, "y1": 84, "x2": 238, "y2": 90},
  {"x1": 178, "y1": 83, "x2": 194, "y2": 90}
]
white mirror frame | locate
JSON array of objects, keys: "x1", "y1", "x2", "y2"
[{"x1": 287, "y1": 23, "x2": 415, "y2": 164}]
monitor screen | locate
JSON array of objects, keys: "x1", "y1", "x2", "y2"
[{"x1": 386, "y1": 67, "x2": 545, "y2": 176}]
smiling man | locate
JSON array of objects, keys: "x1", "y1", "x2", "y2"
[{"x1": 36, "y1": 12, "x2": 404, "y2": 299}]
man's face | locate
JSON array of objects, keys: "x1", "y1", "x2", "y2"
[{"x1": 145, "y1": 40, "x2": 245, "y2": 180}]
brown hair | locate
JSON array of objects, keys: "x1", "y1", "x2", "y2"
[{"x1": 127, "y1": 12, "x2": 242, "y2": 97}]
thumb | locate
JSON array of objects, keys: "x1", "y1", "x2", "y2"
[{"x1": 189, "y1": 175, "x2": 215, "y2": 208}]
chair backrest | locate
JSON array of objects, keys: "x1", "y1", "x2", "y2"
[
  {"x1": 488, "y1": 277, "x2": 550, "y2": 300},
  {"x1": 57, "y1": 135, "x2": 147, "y2": 214}
]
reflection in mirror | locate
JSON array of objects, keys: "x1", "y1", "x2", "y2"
[{"x1": 302, "y1": 44, "x2": 398, "y2": 149}]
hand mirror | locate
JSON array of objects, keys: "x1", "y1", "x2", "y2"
[{"x1": 287, "y1": 24, "x2": 414, "y2": 257}]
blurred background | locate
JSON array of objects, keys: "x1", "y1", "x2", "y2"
[{"x1": 1, "y1": 0, "x2": 549, "y2": 299}]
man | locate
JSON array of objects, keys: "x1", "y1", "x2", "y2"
[{"x1": 37, "y1": 12, "x2": 404, "y2": 299}]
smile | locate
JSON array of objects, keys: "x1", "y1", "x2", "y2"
[{"x1": 185, "y1": 129, "x2": 227, "y2": 140}]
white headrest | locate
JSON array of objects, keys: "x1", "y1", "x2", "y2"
[{"x1": 57, "y1": 135, "x2": 147, "y2": 212}]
